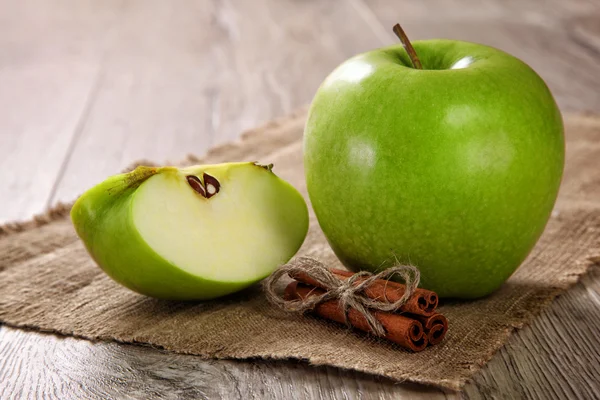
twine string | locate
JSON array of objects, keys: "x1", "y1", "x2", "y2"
[{"x1": 264, "y1": 257, "x2": 420, "y2": 336}]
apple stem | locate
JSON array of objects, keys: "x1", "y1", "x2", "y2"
[{"x1": 392, "y1": 23, "x2": 423, "y2": 69}]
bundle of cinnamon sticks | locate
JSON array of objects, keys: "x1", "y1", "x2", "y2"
[{"x1": 284, "y1": 268, "x2": 448, "y2": 352}]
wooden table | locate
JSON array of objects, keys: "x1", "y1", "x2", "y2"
[{"x1": 1, "y1": 1, "x2": 599, "y2": 398}]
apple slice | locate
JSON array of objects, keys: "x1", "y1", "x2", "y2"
[{"x1": 71, "y1": 162, "x2": 309, "y2": 300}]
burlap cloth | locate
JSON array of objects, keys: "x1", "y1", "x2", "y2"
[{"x1": 1, "y1": 108, "x2": 599, "y2": 391}]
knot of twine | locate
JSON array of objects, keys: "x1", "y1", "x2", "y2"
[{"x1": 264, "y1": 257, "x2": 420, "y2": 336}]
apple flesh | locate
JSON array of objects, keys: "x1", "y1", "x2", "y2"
[
  {"x1": 71, "y1": 162, "x2": 309, "y2": 300},
  {"x1": 304, "y1": 40, "x2": 564, "y2": 299}
]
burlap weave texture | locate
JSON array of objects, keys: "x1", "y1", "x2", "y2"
[{"x1": 1, "y1": 109, "x2": 599, "y2": 390}]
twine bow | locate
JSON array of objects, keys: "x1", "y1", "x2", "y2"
[{"x1": 264, "y1": 257, "x2": 420, "y2": 336}]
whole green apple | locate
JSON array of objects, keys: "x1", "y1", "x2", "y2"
[
  {"x1": 304, "y1": 39, "x2": 564, "y2": 299},
  {"x1": 71, "y1": 162, "x2": 308, "y2": 300}
]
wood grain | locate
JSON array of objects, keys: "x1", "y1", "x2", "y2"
[
  {"x1": 0, "y1": 327, "x2": 450, "y2": 400},
  {"x1": 1, "y1": 0, "x2": 600, "y2": 398},
  {"x1": 48, "y1": 0, "x2": 384, "y2": 205},
  {"x1": 464, "y1": 266, "x2": 600, "y2": 400},
  {"x1": 0, "y1": 56, "x2": 98, "y2": 222},
  {"x1": 0, "y1": 0, "x2": 124, "y2": 223}
]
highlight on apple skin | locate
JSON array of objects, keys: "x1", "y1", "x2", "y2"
[
  {"x1": 304, "y1": 39, "x2": 564, "y2": 299},
  {"x1": 71, "y1": 162, "x2": 309, "y2": 300}
]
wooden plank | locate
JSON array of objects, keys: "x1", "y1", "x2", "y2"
[
  {"x1": 359, "y1": 0, "x2": 599, "y2": 22},
  {"x1": 464, "y1": 266, "x2": 600, "y2": 400},
  {"x1": 0, "y1": 62, "x2": 97, "y2": 223},
  {"x1": 0, "y1": 0, "x2": 108, "y2": 222},
  {"x1": 2, "y1": 0, "x2": 600, "y2": 399},
  {"x1": 0, "y1": 326, "x2": 452, "y2": 400},
  {"x1": 0, "y1": 0, "x2": 135, "y2": 223},
  {"x1": 49, "y1": 0, "x2": 385, "y2": 204}
]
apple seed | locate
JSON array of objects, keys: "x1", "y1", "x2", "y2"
[
  {"x1": 186, "y1": 175, "x2": 207, "y2": 197},
  {"x1": 203, "y1": 173, "x2": 221, "y2": 198}
]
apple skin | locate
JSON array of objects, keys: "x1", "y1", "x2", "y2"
[
  {"x1": 71, "y1": 163, "x2": 308, "y2": 300},
  {"x1": 304, "y1": 40, "x2": 564, "y2": 299}
]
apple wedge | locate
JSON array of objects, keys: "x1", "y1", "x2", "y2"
[{"x1": 71, "y1": 162, "x2": 309, "y2": 300}]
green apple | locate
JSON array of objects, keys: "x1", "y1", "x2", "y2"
[
  {"x1": 71, "y1": 162, "x2": 309, "y2": 300},
  {"x1": 304, "y1": 38, "x2": 564, "y2": 299}
]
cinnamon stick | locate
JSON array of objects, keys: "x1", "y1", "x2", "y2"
[
  {"x1": 414, "y1": 313, "x2": 448, "y2": 345},
  {"x1": 289, "y1": 268, "x2": 438, "y2": 316},
  {"x1": 285, "y1": 281, "x2": 428, "y2": 352}
]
